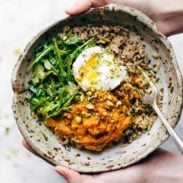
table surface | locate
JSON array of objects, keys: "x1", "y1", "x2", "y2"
[{"x1": 0, "y1": 0, "x2": 182, "y2": 183}]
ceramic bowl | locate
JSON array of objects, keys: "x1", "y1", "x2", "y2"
[{"x1": 12, "y1": 4, "x2": 183, "y2": 172}]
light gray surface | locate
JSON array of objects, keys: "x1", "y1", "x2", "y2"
[
  {"x1": 0, "y1": 0, "x2": 182, "y2": 183},
  {"x1": 161, "y1": 35, "x2": 183, "y2": 152}
]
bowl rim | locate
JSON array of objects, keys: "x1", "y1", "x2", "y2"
[{"x1": 12, "y1": 4, "x2": 183, "y2": 172}]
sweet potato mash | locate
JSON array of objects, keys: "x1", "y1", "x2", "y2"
[{"x1": 45, "y1": 90, "x2": 135, "y2": 151}]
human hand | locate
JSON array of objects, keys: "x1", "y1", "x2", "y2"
[
  {"x1": 65, "y1": 0, "x2": 155, "y2": 18},
  {"x1": 66, "y1": 0, "x2": 183, "y2": 36},
  {"x1": 22, "y1": 139, "x2": 183, "y2": 183}
]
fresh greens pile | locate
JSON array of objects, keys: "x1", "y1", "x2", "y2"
[{"x1": 28, "y1": 32, "x2": 95, "y2": 119}]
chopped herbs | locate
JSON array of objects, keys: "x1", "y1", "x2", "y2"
[{"x1": 28, "y1": 33, "x2": 96, "y2": 119}]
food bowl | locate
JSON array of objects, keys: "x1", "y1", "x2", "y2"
[{"x1": 12, "y1": 4, "x2": 183, "y2": 172}]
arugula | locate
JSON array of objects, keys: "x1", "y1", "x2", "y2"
[{"x1": 28, "y1": 32, "x2": 96, "y2": 119}]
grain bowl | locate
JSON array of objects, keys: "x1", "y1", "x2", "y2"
[{"x1": 12, "y1": 4, "x2": 183, "y2": 172}]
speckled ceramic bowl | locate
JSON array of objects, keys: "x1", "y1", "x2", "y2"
[{"x1": 12, "y1": 4, "x2": 183, "y2": 172}]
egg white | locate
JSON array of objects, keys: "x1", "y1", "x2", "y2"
[{"x1": 73, "y1": 46, "x2": 127, "y2": 91}]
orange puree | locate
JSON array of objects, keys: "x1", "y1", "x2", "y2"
[{"x1": 44, "y1": 90, "x2": 135, "y2": 151}]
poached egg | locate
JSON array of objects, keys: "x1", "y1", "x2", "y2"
[{"x1": 73, "y1": 46, "x2": 127, "y2": 91}]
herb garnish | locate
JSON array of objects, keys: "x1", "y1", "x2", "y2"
[{"x1": 28, "y1": 32, "x2": 96, "y2": 119}]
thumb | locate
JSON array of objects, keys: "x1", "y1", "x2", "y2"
[
  {"x1": 65, "y1": 0, "x2": 106, "y2": 15},
  {"x1": 55, "y1": 166, "x2": 82, "y2": 183},
  {"x1": 65, "y1": 0, "x2": 92, "y2": 15}
]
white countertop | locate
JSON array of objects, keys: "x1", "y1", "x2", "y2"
[{"x1": 0, "y1": 0, "x2": 182, "y2": 183}]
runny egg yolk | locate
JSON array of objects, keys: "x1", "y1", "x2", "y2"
[
  {"x1": 79, "y1": 53, "x2": 99, "y2": 83},
  {"x1": 73, "y1": 46, "x2": 127, "y2": 91}
]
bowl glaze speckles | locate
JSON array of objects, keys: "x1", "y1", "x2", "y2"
[{"x1": 12, "y1": 4, "x2": 183, "y2": 172}]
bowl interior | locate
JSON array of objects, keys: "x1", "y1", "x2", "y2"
[{"x1": 12, "y1": 5, "x2": 183, "y2": 172}]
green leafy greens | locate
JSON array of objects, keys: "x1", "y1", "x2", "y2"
[{"x1": 28, "y1": 32, "x2": 96, "y2": 119}]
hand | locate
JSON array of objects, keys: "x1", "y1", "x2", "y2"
[
  {"x1": 65, "y1": 0, "x2": 155, "y2": 18},
  {"x1": 66, "y1": 0, "x2": 183, "y2": 36},
  {"x1": 22, "y1": 139, "x2": 183, "y2": 183}
]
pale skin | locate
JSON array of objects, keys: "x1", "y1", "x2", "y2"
[
  {"x1": 23, "y1": 0, "x2": 183, "y2": 182},
  {"x1": 23, "y1": 140, "x2": 183, "y2": 183},
  {"x1": 66, "y1": 0, "x2": 183, "y2": 36}
]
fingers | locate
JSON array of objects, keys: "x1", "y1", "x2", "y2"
[
  {"x1": 22, "y1": 139, "x2": 84, "y2": 183},
  {"x1": 23, "y1": 139, "x2": 83, "y2": 183},
  {"x1": 55, "y1": 166, "x2": 82, "y2": 183},
  {"x1": 65, "y1": 0, "x2": 106, "y2": 15},
  {"x1": 22, "y1": 139, "x2": 35, "y2": 153},
  {"x1": 65, "y1": 0, "x2": 93, "y2": 15},
  {"x1": 22, "y1": 139, "x2": 39, "y2": 157}
]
